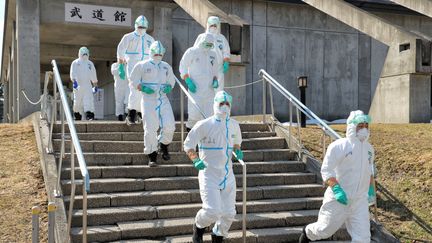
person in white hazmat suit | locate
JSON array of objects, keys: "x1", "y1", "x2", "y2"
[
  {"x1": 299, "y1": 110, "x2": 376, "y2": 243},
  {"x1": 193, "y1": 16, "x2": 230, "y2": 92},
  {"x1": 179, "y1": 33, "x2": 220, "y2": 131},
  {"x1": 130, "y1": 41, "x2": 176, "y2": 167},
  {"x1": 117, "y1": 15, "x2": 155, "y2": 125},
  {"x1": 70, "y1": 46, "x2": 98, "y2": 121},
  {"x1": 184, "y1": 91, "x2": 244, "y2": 243},
  {"x1": 111, "y1": 62, "x2": 130, "y2": 121}
]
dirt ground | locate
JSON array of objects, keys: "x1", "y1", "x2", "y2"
[
  {"x1": 0, "y1": 122, "x2": 48, "y2": 242},
  {"x1": 297, "y1": 123, "x2": 432, "y2": 242}
]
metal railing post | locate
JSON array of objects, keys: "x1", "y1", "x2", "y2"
[
  {"x1": 322, "y1": 129, "x2": 326, "y2": 160},
  {"x1": 180, "y1": 90, "x2": 185, "y2": 151},
  {"x1": 55, "y1": 104, "x2": 65, "y2": 197},
  {"x1": 241, "y1": 161, "x2": 247, "y2": 243},
  {"x1": 296, "y1": 107, "x2": 302, "y2": 159},
  {"x1": 53, "y1": 84, "x2": 58, "y2": 123},
  {"x1": 82, "y1": 186, "x2": 88, "y2": 243},
  {"x1": 41, "y1": 72, "x2": 51, "y2": 120},
  {"x1": 67, "y1": 142, "x2": 75, "y2": 237},
  {"x1": 268, "y1": 83, "x2": 275, "y2": 131},
  {"x1": 48, "y1": 202, "x2": 56, "y2": 243},
  {"x1": 32, "y1": 206, "x2": 40, "y2": 243},
  {"x1": 262, "y1": 78, "x2": 266, "y2": 124},
  {"x1": 47, "y1": 79, "x2": 57, "y2": 154},
  {"x1": 289, "y1": 102, "x2": 293, "y2": 148}
]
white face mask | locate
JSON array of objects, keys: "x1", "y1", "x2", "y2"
[
  {"x1": 216, "y1": 104, "x2": 230, "y2": 119},
  {"x1": 81, "y1": 55, "x2": 89, "y2": 61},
  {"x1": 153, "y1": 56, "x2": 162, "y2": 63},
  {"x1": 209, "y1": 26, "x2": 217, "y2": 34},
  {"x1": 137, "y1": 28, "x2": 146, "y2": 35},
  {"x1": 357, "y1": 128, "x2": 369, "y2": 142}
]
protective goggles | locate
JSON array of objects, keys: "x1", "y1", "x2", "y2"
[
  {"x1": 219, "y1": 101, "x2": 230, "y2": 106},
  {"x1": 202, "y1": 42, "x2": 214, "y2": 49},
  {"x1": 348, "y1": 114, "x2": 371, "y2": 125}
]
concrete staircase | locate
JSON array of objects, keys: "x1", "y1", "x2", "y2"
[{"x1": 53, "y1": 121, "x2": 349, "y2": 243}]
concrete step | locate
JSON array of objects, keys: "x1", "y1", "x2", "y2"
[
  {"x1": 70, "y1": 209, "x2": 319, "y2": 242},
  {"x1": 52, "y1": 137, "x2": 287, "y2": 153},
  {"x1": 53, "y1": 121, "x2": 270, "y2": 133},
  {"x1": 102, "y1": 227, "x2": 351, "y2": 243},
  {"x1": 61, "y1": 161, "x2": 305, "y2": 180},
  {"x1": 64, "y1": 184, "x2": 325, "y2": 210},
  {"x1": 71, "y1": 197, "x2": 323, "y2": 227},
  {"x1": 165, "y1": 227, "x2": 351, "y2": 243},
  {"x1": 58, "y1": 149, "x2": 298, "y2": 166},
  {"x1": 61, "y1": 173, "x2": 317, "y2": 195},
  {"x1": 52, "y1": 131, "x2": 277, "y2": 141}
]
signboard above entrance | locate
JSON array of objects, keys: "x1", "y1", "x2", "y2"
[{"x1": 65, "y1": 2, "x2": 132, "y2": 27}]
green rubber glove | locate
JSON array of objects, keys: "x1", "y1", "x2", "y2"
[
  {"x1": 234, "y1": 148, "x2": 243, "y2": 160},
  {"x1": 163, "y1": 85, "x2": 172, "y2": 94},
  {"x1": 223, "y1": 61, "x2": 229, "y2": 73},
  {"x1": 368, "y1": 184, "x2": 375, "y2": 198},
  {"x1": 119, "y1": 63, "x2": 126, "y2": 80},
  {"x1": 185, "y1": 77, "x2": 196, "y2": 93},
  {"x1": 192, "y1": 157, "x2": 206, "y2": 170},
  {"x1": 368, "y1": 184, "x2": 376, "y2": 204},
  {"x1": 332, "y1": 184, "x2": 348, "y2": 205},
  {"x1": 212, "y1": 79, "x2": 219, "y2": 89},
  {"x1": 141, "y1": 85, "x2": 155, "y2": 94}
]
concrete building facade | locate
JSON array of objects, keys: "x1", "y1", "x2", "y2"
[{"x1": 1, "y1": 0, "x2": 431, "y2": 123}]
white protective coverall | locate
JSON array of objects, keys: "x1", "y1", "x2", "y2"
[
  {"x1": 193, "y1": 16, "x2": 230, "y2": 92},
  {"x1": 111, "y1": 62, "x2": 130, "y2": 117},
  {"x1": 117, "y1": 15, "x2": 155, "y2": 112},
  {"x1": 130, "y1": 42, "x2": 176, "y2": 155},
  {"x1": 305, "y1": 110, "x2": 374, "y2": 242},
  {"x1": 179, "y1": 33, "x2": 220, "y2": 129},
  {"x1": 183, "y1": 91, "x2": 242, "y2": 238},
  {"x1": 70, "y1": 47, "x2": 98, "y2": 115}
]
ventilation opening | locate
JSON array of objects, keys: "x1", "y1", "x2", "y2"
[
  {"x1": 399, "y1": 43, "x2": 410, "y2": 52},
  {"x1": 421, "y1": 42, "x2": 431, "y2": 66}
]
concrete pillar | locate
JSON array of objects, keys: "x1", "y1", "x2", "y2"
[
  {"x1": 16, "y1": 0, "x2": 41, "y2": 120},
  {"x1": 11, "y1": 24, "x2": 17, "y2": 123},
  {"x1": 153, "y1": 6, "x2": 173, "y2": 65},
  {"x1": 6, "y1": 48, "x2": 12, "y2": 123},
  {"x1": 370, "y1": 74, "x2": 431, "y2": 123},
  {"x1": 3, "y1": 81, "x2": 8, "y2": 123}
]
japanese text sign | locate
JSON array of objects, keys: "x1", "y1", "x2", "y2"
[{"x1": 65, "y1": 2, "x2": 131, "y2": 27}]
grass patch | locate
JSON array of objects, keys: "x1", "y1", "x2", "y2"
[
  {"x1": 297, "y1": 123, "x2": 432, "y2": 242},
  {"x1": 0, "y1": 123, "x2": 48, "y2": 242}
]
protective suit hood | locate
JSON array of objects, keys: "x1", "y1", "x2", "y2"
[
  {"x1": 149, "y1": 41, "x2": 166, "y2": 64},
  {"x1": 206, "y1": 16, "x2": 221, "y2": 34},
  {"x1": 198, "y1": 33, "x2": 215, "y2": 51},
  {"x1": 78, "y1": 46, "x2": 90, "y2": 60},
  {"x1": 134, "y1": 15, "x2": 148, "y2": 35},
  {"x1": 346, "y1": 110, "x2": 371, "y2": 142},
  {"x1": 213, "y1": 91, "x2": 232, "y2": 120}
]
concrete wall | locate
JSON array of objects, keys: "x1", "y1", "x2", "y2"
[{"x1": 171, "y1": 1, "x2": 383, "y2": 121}]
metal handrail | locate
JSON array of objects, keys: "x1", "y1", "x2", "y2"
[
  {"x1": 259, "y1": 69, "x2": 341, "y2": 140},
  {"x1": 258, "y1": 69, "x2": 380, "y2": 221},
  {"x1": 49, "y1": 60, "x2": 90, "y2": 242},
  {"x1": 174, "y1": 77, "x2": 247, "y2": 243}
]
